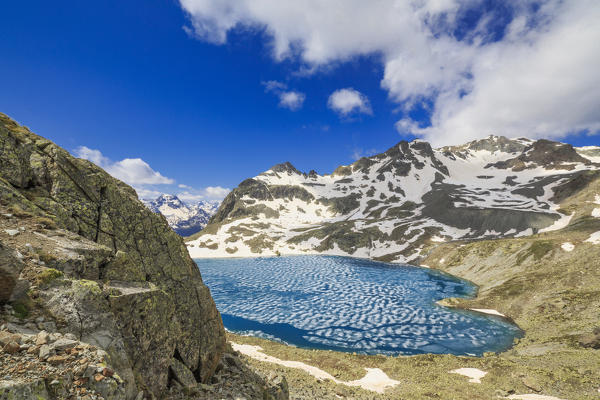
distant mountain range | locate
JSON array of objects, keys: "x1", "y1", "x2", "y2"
[
  {"x1": 143, "y1": 194, "x2": 220, "y2": 236},
  {"x1": 186, "y1": 135, "x2": 600, "y2": 262}
]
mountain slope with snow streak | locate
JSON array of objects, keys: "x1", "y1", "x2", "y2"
[{"x1": 187, "y1": 136, "x2": 600, "y2": 263}]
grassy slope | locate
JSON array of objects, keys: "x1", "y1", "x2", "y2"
[{"x1": 230, "y1": 176, "x2": 600, "y2": 399}]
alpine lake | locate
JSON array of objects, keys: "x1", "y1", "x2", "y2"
[{"x1": 196, "y1": 255, "x2": 521, "y2": 356}]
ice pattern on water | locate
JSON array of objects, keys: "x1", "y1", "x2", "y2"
[{"x1": 197, "y1": 256, "x2": 520, "y2": 356}]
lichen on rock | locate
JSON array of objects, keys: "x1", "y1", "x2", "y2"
[{"x1": 0, "y1": 112, "x2": 226, "y2": 398}]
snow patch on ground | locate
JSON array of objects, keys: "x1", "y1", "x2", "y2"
[
  {"x1": 506, "y1": 395, "x2": 566, "y2": 400},
  {"x1": 470, "y1": 309, "x2": 506, "y2": 317},
  {"x1": 450, "y1": 368, "x2": 487, "y2": 383},
  {"x1": 539, "y1": 213, "x2": 574, "y2": 233},
  {"x1": 560, "y1": 242, "x2": 575, "y2": 252},
  {"x1": 585, "y1": 231, "x2": 600, "y2": 245},
  {"x1": 230, "y1": 342, "x2": 400, "y2": 394}
]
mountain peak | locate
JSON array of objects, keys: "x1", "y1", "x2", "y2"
[
  {"x1": 143, "y1": 194, "x2": 221, "y2": 236},
  {"x1": 271, "y1": 161, "x2": 302, "y2": 175}
]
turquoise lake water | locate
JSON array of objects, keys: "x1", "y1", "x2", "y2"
[{"x1": 196, "y1": 255, "x2": 521, "y2": 356}]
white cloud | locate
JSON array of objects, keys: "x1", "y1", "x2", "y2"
[
  {"x1": 134, "y1": 187, "x2": 165, "y2": 201},
  {"x1": 177, "y1": 186, "x2": 230, "y2": 202},
  {"x1": 75, "y1": 146, "x2": 174, "y2": 185},
  {"x1": 179, "y1": 0, "x2": 600, "y2": 145},
  {"x1": 263, "y1": 80, "x2": 305, "y2": 111},
  {"x1": 74, "y1": 146, "x2": 110, "y2": 166},
  {"x1": 351, "y1": 148, "x2": 378, "y2": 161},
  {"x1": 106, "y1": 158, "x2": 174, "y2": 185},
  {"x1": 328, "y1": 88, "x2": 372, "y2": 117},
  {"x1": 263, "y1": 80, "x2": 287, "y2": 92},
  {"x1": 75, "y1": 146, "x2": 230, "y2": 202},
  {"x1": 278, "y1": 91, "x2": 305, "y2": 111}
]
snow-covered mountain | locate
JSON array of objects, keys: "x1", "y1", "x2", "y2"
[
  {"x1": 186, "y1": 136, "x2": 600, "y2": 262},
  {"x1": 143, "y1": 194, "x2": 220, "y2": 236}
]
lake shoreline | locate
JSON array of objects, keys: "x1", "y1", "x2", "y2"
[{"x1": 196, "y1": 229, "x2": 599, "y2": 399}]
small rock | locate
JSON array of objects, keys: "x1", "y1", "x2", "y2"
[
  {"x1": 94, "y1": 374, "x2": 105, "y2": 382},
  {"x1": 4, "y1": 229, "x2": 20, "y2": 236},
  {"x1": 36, "y1": 331, "x2": 49, "y2": 345},
  {"x1": 47, "y1": 355, "x2": 69, "y2": 365},
  {"x1": 51, "y1": 338, "x2": 77, "y2": 351},
  {"x1": 223, "y1": 353, "x2": 242, "y2": 369},
  {"x1": 3, "y1": 341, "x2": 21, "y2": 354},
  {"x1": 74, "y1": 364, "x2": 87, "y2": 376},
  {"x1": 0, "y1": 331, "x2": 21, "y2": 346},
  {"x1": 64, "y1": 333, "x2": 77, "y2": 341},
  {"x1": 39, "y1": 344, "x2": 54, "y2": 359},
  {"x1": 102, "y1": 367, "x2": 114, "y2": 377},
  {"x1": 84, "y1": 365, "x2": 97, "y2": 378},
  {"x1": 579, "y1": 328, "x2": 600, "y2": 349}
]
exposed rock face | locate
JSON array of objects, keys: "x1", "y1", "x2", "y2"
[
  {"x1": 188, "y1": 134, "x2": 600, "y2": 263},
  {"x1": 0, "y1": 113, "x2": 226, "y2": 398},
  {"x1": 0, "y1": 244, "x2": 24, "y2": 303}
]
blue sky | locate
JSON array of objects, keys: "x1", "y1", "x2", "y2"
[{"x1": 1, "y1": 1, "x2": 599, "y2": 201}]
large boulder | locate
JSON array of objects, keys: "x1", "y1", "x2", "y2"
[
  {"x1": 0, "y1": 242, "x2": 24, "y2": 303},
  {"x1": 0, "y1": 113, "x2": 226, "y2": 398}
]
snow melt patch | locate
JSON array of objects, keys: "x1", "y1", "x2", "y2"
[
  {"x1": 470, "y1": 309, "x2": 506, "y2": 317},
  {"x1": 539, "y1": 213, "x2": 574, "y2": 233},
  {"x1": 450, "y1": 368, "x2": 487, "y2": 383},
  {"x1": 506, "y1": 395, "x2": 566, "y2": 400},
  {"x1": 561, "y1": 242, "x2": 575, "y2": 252},
  {"x1": 230, "y1": 342, "x2": 400, "y2": 393},
  {"x1": 585, "y1": 231, "x2": 600, "y2": 245},
  {"x1": 591, "y1": 194, "x2": 600, "y2": 217}
]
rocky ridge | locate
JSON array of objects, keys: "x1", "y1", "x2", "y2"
[
  {"x1": 187, "y1": 135, "x2": 600, "y2": 262},
  {"x1": 0, "y1": 113, "x2": 288, "y2": 399}
]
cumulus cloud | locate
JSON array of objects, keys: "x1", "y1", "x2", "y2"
[
  {"x1": 179, "y1": 0, "x2": 600, "y2": 145},
  {"x1": 74, "y1": 146, "x2": 228, "y2": 202},
  {"x1": 75, "y1": 146, "x2": 174, "y2": 185},
  {"x1": 328, "y1": 88, "x2": 372, "y2": 117},
  {"x1": 278, "y1": 91, "x2": 306, "y2": 111},
  {"x1": 263, "y1": 80, "x2": 305, "y2": 111},
  {"x1": 177, "y1": 186, "x2": 230, "y2": 202}
]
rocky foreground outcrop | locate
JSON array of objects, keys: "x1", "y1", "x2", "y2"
[{"x1": 0, "y1": 113, "x2": 286, "y2": 399}]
